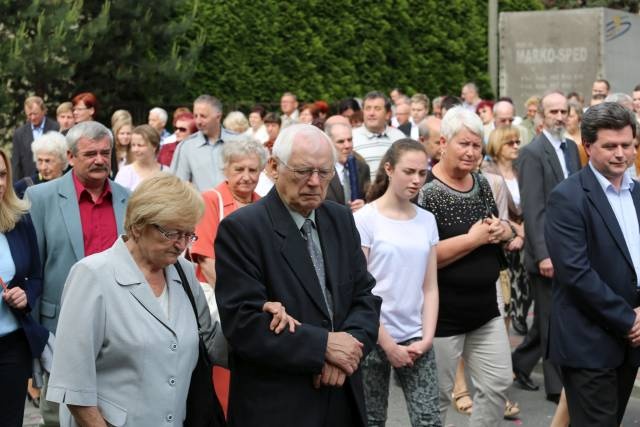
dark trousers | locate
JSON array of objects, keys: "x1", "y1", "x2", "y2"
[
  {"x1": 0, "y1": 329, "x2": 32, "y2": 427},
  {"x1": 324, "y1": 385, "x2": 360, "y2": 427},
  {"x1": 562, "y1": 360, "x2": 638, "y2": 426},
  {"x1": 511, "y1": 273, "x2": 562, "y2": 394}
]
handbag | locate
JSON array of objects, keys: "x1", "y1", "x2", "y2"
[{"x1": 174, "y1": 261, "x2": 227, "y2": 427}]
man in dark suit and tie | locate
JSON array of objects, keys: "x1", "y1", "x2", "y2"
[
  {"x1": 511, "y1": 91, "x2": 579, "y2": 402},
  {"x1": 545, "y1": 102, "x2": 640, "y2": 425},
  {"x1": 12, "y1": 96, "x2": 59, "y2": 180},
  {"x1": 215, "y1": 124, "x2": 381, "y2": 427},
  {"x1": 324, "y1": 121, "x2": 370, "y2": 212}
]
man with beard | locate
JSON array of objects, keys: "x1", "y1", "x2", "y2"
[
  {"x1": 511, "y1": 91, "x2": 580, "y2": 403},
  {"x1": 26, "y1": 121, "x2": 130, "y2": 426}
]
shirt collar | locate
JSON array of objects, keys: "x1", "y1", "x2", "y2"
[
  {"x1": 31, "y1": 118, "x2": 45, "y2": 132},
  {"x1": 542, "y1": 129, "x2": 564, "y2": 149},
  {"x1": 335, "y1": 162, "x2": 345, "y2": 174},
  {"x1": 72, "y1": 171, "x2": 112, "y2": 202},
  {"x1": 365, "y1": 126, "x2": 389, "y2": 139},
  {"x1": 588, "y1": 161, "x2": 634, "y2": 193},
  {"x1": 284, "y1": 202, "x2": 316, "y2": 230}
]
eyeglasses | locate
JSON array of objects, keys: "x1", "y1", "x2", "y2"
[
  {"x1": 175, "y1": 127, "x2": 188, "y2": 132},
  {"x1": 153, "y1": 224, "x2": 198, "y2": 243},
  {"x1": 72, "y1": 106, "x2": 90, "y2": 112},
  {"x1": 505, "y1": 140, "x2": 521, "y2": 147},
  {"x1": 277, "y1": 159, "x2": 334, "y2": 181}
]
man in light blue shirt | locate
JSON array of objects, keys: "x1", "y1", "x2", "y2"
[
  {"x1": 170, "y1": 95, "x2": 233, "y2": 191},
  {"x1": 545, "y1": 101, "x2": 640, "y2": 425}
]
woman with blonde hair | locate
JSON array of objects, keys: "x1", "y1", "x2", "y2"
[
  {"x1": 0, "y1": 149, "x2": 48, "y2": 426},
  {"x1": 484, "y1": 126, "x2": 530, "y2": 336},
  {"x1": 115, "y1": 124, "x2": 166, "y2": 191},
  {"x1": 47, "y1": 173, "x2": 297, "y2": 427}
]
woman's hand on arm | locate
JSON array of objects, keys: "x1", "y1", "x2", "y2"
[
  {"x1": 67, "y1": 405, "x2": 107, "y2": 427},
  {"x1": 437, "y1": 220, "x2": 491, "y2": 268},
  {"x1": 262, "y1": 302, "x2": 301, "y2": 334}
]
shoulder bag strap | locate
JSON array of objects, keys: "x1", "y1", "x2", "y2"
[
  {"x1": 210, "y1": 189, "x2": 224, "y2": 221},
  {"x1": 174, "y1": 261, "x2": 201, "y2": 330}
]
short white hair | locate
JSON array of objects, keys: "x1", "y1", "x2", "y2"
[
  {"x1": 441, "y1": 106, "x2": 484, "y2": 140},
  {"x1": 272, "y1": 123, "x2": 337, "y2": 164},
  {"x1": 222, "y1": 135, "x2": 268, "y2": 171},
  {"x1": 149, "y1": 107, "x2": 168, "y2": 126},
  {"x1": 31, "y1": 131, "x2": 69, "y2": 168}
]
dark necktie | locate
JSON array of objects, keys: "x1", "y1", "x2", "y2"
[
  {"x1": 560, "y1": 142, "x2": 575, "y2": 176},
  {"x1": 345, "y1": 155, "x2": 360, "y2": 201},
  {"x1": 301, "y1": 219, "x2": 333, "y2": 320}
]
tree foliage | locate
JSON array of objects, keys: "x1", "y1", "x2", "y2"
[
  {"x1": 187, "y1": 0, "x2": 543, "y2": 107},
  {"x1": 0, "y1": 0, "x2": 200, "y2": 146},
  {"x1": 0, "y1": 0, "x2": 546, "y2": 148}
]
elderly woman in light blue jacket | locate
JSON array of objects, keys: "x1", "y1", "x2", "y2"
[{"x1": 47, "y1": 173, "x2": 296, "y2": 427}]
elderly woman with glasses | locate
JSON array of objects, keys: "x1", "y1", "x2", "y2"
[
  {"x1": 190, "y1": 135, "x2": 269, "y2": 413},
  {"x1": 13, "y1": 131, "x2": 68, "y2": 199},
  {"x1": 47, "y1": 173, "x2": 296, "y2": 427}
]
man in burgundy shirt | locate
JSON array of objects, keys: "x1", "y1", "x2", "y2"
[{"x1": 26, "y1": 121, "x2": 130, "y2": 426}]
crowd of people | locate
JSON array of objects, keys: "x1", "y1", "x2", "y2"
[{"x1": 1, "y1": 78, "x2": 640, "y2": 427}]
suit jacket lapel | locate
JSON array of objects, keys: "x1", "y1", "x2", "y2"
[
  {"x1": 583, "y1": 167, "x2": 635, "y2": 270},
  {"x1": 112, "y1": 238, "x2": 176, "y2": 335},
  {"x1": 58, "y1": 173, "x2": 84, "y2": 261},
  {"x1": 542, "y1": 136, "x2": 565, "y2": 182},
  {"x1": 266, "y1": 190, "x2": 332, "y2": 319},
  {"x1": 328, "y1": 171, "x2": 346, "y2": 204},
  {"x1": 111, "y1": 181, "x2": 129, "y2": 232}
]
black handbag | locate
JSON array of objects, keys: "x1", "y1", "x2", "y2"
[{"x1": 174, "y1": 261, "x2": 227, "y2": 427}]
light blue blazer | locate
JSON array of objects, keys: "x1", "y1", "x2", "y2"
[{"x1": 25, "y1": 171, "x2": 129, "y2": 333}]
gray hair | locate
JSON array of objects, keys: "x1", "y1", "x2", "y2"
[
  {"x1": 149, "y1": 107, "x2": 168, "y2": 126},
  {"x1": 194, "y1": 94, "x2": 223, "y2": 113},
  {"x1": 417, "y1": 119, "x2": 431, "y2": 139},
  {"x1": 604, "y1": 93, "x2": 634, "y2": 111},
  {"x1": 222, "y1": 111, "x2": 250, "y2": 134},
  {"x1": 441, "y1": 106, "x2": 484, "y2": 140},
  {"x1": 66, "y1": 121, "x2": 113, "y2": 155},
  {"x1": 324, "y1": 122, "x2": 352, "y2": 141},
  {"x1": 31, "y1": 131, "x2": 69, "y2": 168},
  {"x1": 222, "y1": 135, "x2": 269, "y2": 172},
  {"x1": 272, "y1": 123, "x2": 337, "y2": 164}
]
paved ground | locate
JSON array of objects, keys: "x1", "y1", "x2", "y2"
[{"x1": 23, "y1": 327, "x2": 640, "y2": 426}]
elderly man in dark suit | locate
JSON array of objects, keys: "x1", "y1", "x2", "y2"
[
  {"x1": 546, "y1": 102, "x2": 640, "y2": 425},
  {"x1": 215, "y1": 124, "x2": 381, "y2": 427},
  {"x1": 511, "y1": 91, "x2": 580, "y2": 402},
  {"x1": 324, "y1": 120, "x2": 370, "y2": 212},
  {"x1": 12, "y1": 96, "x2": 59, "y2": 180}
]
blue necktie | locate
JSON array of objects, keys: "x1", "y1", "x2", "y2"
[{"x1": 345, "y1": 155, "x2": 360, "y2": 201}]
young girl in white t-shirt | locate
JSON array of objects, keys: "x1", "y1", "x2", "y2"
[{"x1": 354, "y1": 139, "x2": 440, "y2": 426}]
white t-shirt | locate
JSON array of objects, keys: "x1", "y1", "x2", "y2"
[{"x1": 354, "y1": 202, "x2": 439, "y2": 342}]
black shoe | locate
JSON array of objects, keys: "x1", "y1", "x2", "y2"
[
  {"x1": 546, "y1": 393, "x2": 560, "y2": 404},
  {"x1": 513, "y1": 369, "x2": 539, "y2": 391}
]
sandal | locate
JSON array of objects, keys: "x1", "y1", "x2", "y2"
[
  {"x1": 452, "y1": 391, "x2": 473, "y2": 415},
  {"x1": 504, "y1": 400, "x2": 520, "y2": 420}
]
